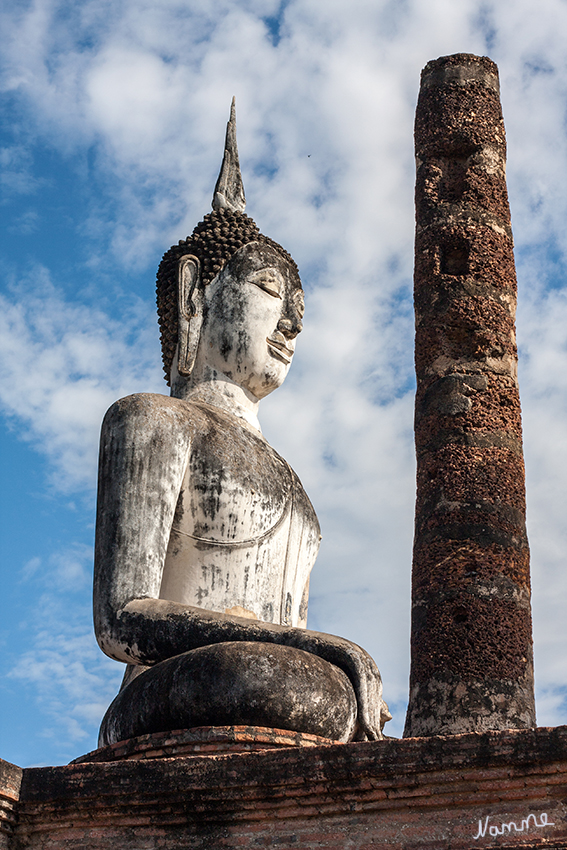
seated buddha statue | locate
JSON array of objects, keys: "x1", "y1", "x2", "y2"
[{"x1": 94, "y1": 101, "x2": 390, "y2": 747}]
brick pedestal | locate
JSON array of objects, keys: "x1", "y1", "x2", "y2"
[
  {"x1": 72, "y1": 725, "x2": 337, "y2": 763},
  {"x1": 3, "y1": 726, "x2": 567, "y2": 849}
]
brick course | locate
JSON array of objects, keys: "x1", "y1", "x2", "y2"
[{"x1": 2, "y1": 726, "x2": 567, "y2": 848}]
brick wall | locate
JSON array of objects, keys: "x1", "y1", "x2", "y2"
[{"x1": 3, "y1": 725, "x2": 567, "y2": 848}]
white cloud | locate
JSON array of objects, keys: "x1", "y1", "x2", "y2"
[
  {"x1": 517, "y1": 287, "x2": 567, "y2": 718},
  {"x1": 0, "y1": 145, "x2": 42, "y2": 195},
  {"x1": 0, "y1": 267, "x2": 163, "y2": 491},
  {"x1": 9, "y1": 544, "x2": 124, "y2": 762}
]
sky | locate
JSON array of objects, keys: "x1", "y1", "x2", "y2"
[{"x1": 1, "y1": 0, "x2": 567, "y2": 768}]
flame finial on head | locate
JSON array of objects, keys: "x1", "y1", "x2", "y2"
[{"x1": 212, "y1": 97, "x2": 246, "y2": 213}]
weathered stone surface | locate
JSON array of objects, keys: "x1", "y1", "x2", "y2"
[
  {"x1": 93, "y1": 104, "x2": 388, "y2": 745},
  {"x1": 99, "y1": 642, "x2": 358, "y2": 745},
  {"x1": 405, "y1": 54, "x2": 536, "y2": 737},
  {"x1": 212, "y1": 97, "x2": 246, "y2": 213},
  {"x1": 7, "y1": 727, "x2": 567, "y2": 848},
  {"x1": 0, "y1": 759, "x2": 21, "y2": 850}
]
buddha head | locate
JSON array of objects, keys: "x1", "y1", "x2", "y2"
[{"x1": 156, "y1": 101, "x2": 304, "y2": 400}]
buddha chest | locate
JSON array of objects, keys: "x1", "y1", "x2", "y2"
[{"x1": 159, "y1": 404, "x2": 320, "y2": 627}]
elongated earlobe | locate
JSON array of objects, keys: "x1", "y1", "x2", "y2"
[{"x1": 177, "y1": 255, "x2": 203, "y2": 377}]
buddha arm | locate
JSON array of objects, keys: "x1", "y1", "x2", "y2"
[
  {"x1": 93, "y1": 393, "x2": 192, "y2": 664},
  {"x1": 94, "y1": 393, "x2": 384, "y2": 741}
]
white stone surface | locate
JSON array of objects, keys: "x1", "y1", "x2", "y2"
[{"x1": 93, "y1": 233, "x2": 387, "y2": 741}]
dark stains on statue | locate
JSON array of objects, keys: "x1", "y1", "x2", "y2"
[
  {"x1": 99, "y1": 642, "x2": 358, "y2": 746},
  {"x1": 197, "y1": 243, "x2": 303, "y2": 402},
  {"x1": 186, "y1": 404, "x2": 291, "y2": 536}
]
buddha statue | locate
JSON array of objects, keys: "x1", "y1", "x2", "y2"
[{"x1": 94, "y1": 101, "x2": 390, "y2": 747}]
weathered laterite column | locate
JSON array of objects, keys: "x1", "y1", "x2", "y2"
[{"x1": 404, "y1": 54, "x2": 536, "y2": 737}]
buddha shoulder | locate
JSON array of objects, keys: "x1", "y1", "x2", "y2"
[
  {"x1": 99, "y1": 393, "x2": 278, "y2": 477},
  {"x1": 98, "y1": 393, "x2": 319, "y2": 536},
  {"x1": 100, "y1": 392, "x2": 226, "y2": 447},
  {"x1": 98, "y1": 394, "x2": 205, "y2": 488}
]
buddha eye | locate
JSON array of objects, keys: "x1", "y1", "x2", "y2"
[{"x1": 248, "y1": 269, "x2": 283, "y2": 298}]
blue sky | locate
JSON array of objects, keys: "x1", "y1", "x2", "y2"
[{"x1": 2, "y1": 0, "x2": 567, "y2": 767}]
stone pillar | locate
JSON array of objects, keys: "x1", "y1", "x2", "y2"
[{"x1": 404, "y1": 54, "x2": 536, "y2": 738}]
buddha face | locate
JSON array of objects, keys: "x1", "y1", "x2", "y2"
[{"x1": 196, "y1": 242, "x2": 304, "y2": 400}]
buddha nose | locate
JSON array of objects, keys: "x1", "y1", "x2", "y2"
[{"x1": 278, "y1": 314, "x2": 303, "y2": 339}]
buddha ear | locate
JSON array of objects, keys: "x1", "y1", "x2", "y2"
[{"x1": 177, "y1": 255, "x2": 203, "y2": 377}]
